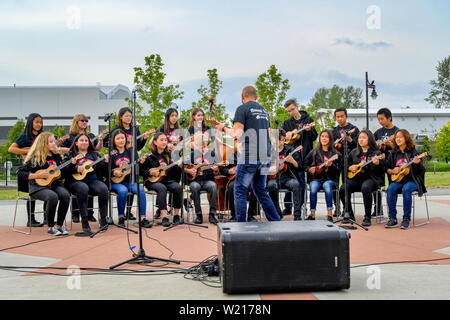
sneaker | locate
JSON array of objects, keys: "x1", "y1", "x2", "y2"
[
  {"x1": 81, "y1": 220, "x2": 92, "y2": 233},
  {"x1": 27, "y1": 218, "x2": 44, "y2": 227},
  {"x1": 327, "y1": 216, "x2": 334, "y2": 223},
  {"x1": 72, "y1": 216, "x2": 80, "y2": 223},
  {"x1": 362, "y1": 217, "x2": 372, "y2": 227},
  {"x1": 88, "y1": 216, "x2": 97, "y2": 222},
  {"x1": 282, "y1": 208, "x2": 292, "y2": 216},
  {"x1": 385, "y1": 218, "x2": 398, "y2": 228},
  {"x1": 294, "y1": 215, "x2": 302, "y2": 221},
  {"x1": 161, "y1": 217, "x2": 171, "y2": 227},
  {"x1": 172, "y1": 215, "x2": 181, "y2": 224},
  {"x1": 154, "y1": 209, "x2": 161, "y2": 219},
  {"x1": 141, "y1": 218, "x2": 153, "y2": 228},
  {"x1": 247, "y1": 215, "x2": 257, "y2": 222},
  {"x1": 99, "y1": 218, "x2": 108, "y2": 229},
  {"x1": 126, "y1": 213, "x2": 137, "y2": 221},
  {"x1": 47, "y1": 227, "x2": 62, "y2": 236},
  {"x1": 209, "y1": 214, "x2": 218, "y2": 225},
  {"x1": 57, "y1": 226, "x2": 69, "y2": 235},
  {"x1": 118, "y1": 217, "x2": 126, "y2": 227},
  {"x1": 400, "y1": 219, "x2": 410, "y2": 230},
  {"x1": 306, "y1": 215, "x2": 315, "y2": 221},
  {"x1": 194, "y1": 214, "x2": 203, "y2": 224}
]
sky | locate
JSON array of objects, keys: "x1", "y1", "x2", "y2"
[{"x1": 1, "y1": 0, "x2": 449, "y2": 115}]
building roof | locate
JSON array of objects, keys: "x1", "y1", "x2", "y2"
[{"x1": 318, "y1": 108, "x2": 450, "y2": 116}]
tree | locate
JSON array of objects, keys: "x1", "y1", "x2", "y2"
[
  {"x1": 255, "y1": 65, "x2": 291, "y2": 127},
  {"x1": 130, "y1": 53, "x2": 184, "y2": 135},
  {"x1": 180, "y1": 68, "x2": 230, "y2": 128},
  {"x1": 0, "y1": 119, "x2": 25, "y2": 158},
  {"x1": 309, "y1": 85, "x2": 364, "y2": 110},
  {"x1": 426, "y1": 56, "x2": 450, "y2": 109},
  {"x1": 434, "y1": 121, "x2": 450, "y2": 161},
  {"x1": 53, "y1": 125, "x2": 67, "y2": 139}
]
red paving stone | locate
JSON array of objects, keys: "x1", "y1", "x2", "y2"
[
  {"x1": 1, "y1": 213, "x2": 449, "y2": 300},
  {"x1": 428, "y1": 199, "x2": 450, "y2": 205}
]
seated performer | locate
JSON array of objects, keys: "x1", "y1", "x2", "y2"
[
  {"x1": 17, "y1": 132, "x2": 71, "y2": 236},
  {"x1": 63, "y1": 133, "x2": 110, "y2": 233},
  {"x1": 385, "y1": 129, "x2": 427, "y2": 230},
  {"x1": 109, "y1": 129, "x2": 152, "y2": 228},
  {"x1": 267, "y1": 129, "x2": 303, "y2": 220},
  {"x1": 303, "y1": 130, "x2": 341, "y2": 222},
  {"x1": 339, "y1": 130, "x2": 386, "y2": 227},
  {"x1": 184, "y1": 136, "x2": 219, "y2": 225},
  {"x1": 140, "y1": 132, "x2": 183, "y2": 227}
]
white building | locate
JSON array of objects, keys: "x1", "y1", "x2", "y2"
[
  {"x1": 318, "y1": 108, "x2": 450, "y2": 141},
  {"x1": 0, "y1": 85, "x2": 136, "y2": 144}
]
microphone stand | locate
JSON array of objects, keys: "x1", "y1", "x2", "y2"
[
  {"x1": 110, "y1": 88, "x2": 180, "y2": 268},
  {"x1": 90, "y1": 113, "x2": 137, "y2": 238},
  {"x1": 163, "y1": 118, "x2": 208, "y2": 231},
  {"x1": 334, "y1": 129, "x2": 368, "y2": 231}
]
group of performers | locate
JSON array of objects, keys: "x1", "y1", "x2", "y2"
[{"x1": 10, "y1": 88, "x2": 427, "y2": 236}]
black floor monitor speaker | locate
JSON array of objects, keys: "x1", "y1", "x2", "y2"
[{"x1": 217, "y1": 221, "x2": 351, "y2": 294}]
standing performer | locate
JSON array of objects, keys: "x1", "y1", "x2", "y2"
[
  {"x1": 140, "y1": 132, "x2": 183, "y2": 227},
  {"x1": 332, "y1": 107, "x2": 360, "y2": 152},
  {"x1": 215, "y1": 86, "x2": 280, "y2": 222},
  {"x1": 17, "y1": 132, "x2": 71, "y2": 236},
  {"x1": 304, "y1": 130, "x2": 341, "y2": 222},
  {"x1": 385, "y1": 129, "x2": 427, "y2": 230},
  {"x1": 339, "y1": 130, "x2": 386, "y2": 227},
  {"x1": 373, "y1": 108, "x2": 399, "y2": 217},
  {"x1": 281, "y1": 99, "x2": 316, "y2": 215},
  {"x1": 9, "y1": 113, "x2": 43, "y2": 227},
  {"x1": 157, "y1": 108, "x2": 183, "y2": 153},
  {"x1": 188, "y1": 108, "x2": 212, "y2": 150},
  {"x1": 63, "y1": 133, "x2": 110, "y2": 233}
]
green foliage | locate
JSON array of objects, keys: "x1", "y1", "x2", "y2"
[
  {"x1": 425, "y1": 56, "x2": 450, "y2": 109},
  {"x1": 425, "y1": 161, "x2": 450, "y2": 173},
  {"x1": 181, "y1": 68, "x2": 230, "y2": 129},
  {"x1": 310, "y1": 85, "x2": 364, "y2": 110},
  {"x1": 129, "y1": 53, "x2": 184, "y2": 153},
  {"x1": 0, "y1": 119, "x2": 26, "y2": 158},
  {"x1": 255, "y1": 65, "x2": 291, "y2": 127},
  {"x1": 53, "y1": 125, "x2": 67, "y2": 139},
  {"x1": 434, "y1": 121, "x2": 450, "y2": 160}
]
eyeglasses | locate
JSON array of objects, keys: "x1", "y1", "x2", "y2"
[{"x1": 80, "y1": 120, "x2": 89, "y2": 123}]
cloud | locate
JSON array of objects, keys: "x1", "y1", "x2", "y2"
[{"x1": 333, "y1": 37, "x2": 393, "y2": 51}]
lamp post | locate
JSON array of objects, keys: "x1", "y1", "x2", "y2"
[{"x1": 365, "y1": 72, "x2": 378, "y2": 130}]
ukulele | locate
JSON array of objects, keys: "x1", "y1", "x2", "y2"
[
  {"x1": 35, "y1": 153, "x2": 85, "y2": 187},
  {"x1": 376, "y1": 135, "x2": 395, "y2": 151},
  {"x1": 111, "y1": 151, "x2": 153, "y2": 184},
  {"x1": 268, "y1": 145, "x2": 303, "y2": 179},
  {"x1": 391, "y1": 152, "x2": 427, "y2": 183},
  {"x1": 91, "y1": 129, "x2": 110, "y2": 144},
  {"x1": 147, "y1": 155, "x2": 190, "y2": 184},
  {"x1": 56, "y1": 135, "x2": 70, "y2": 147},
  {"x1": 125, "y1": 129, "x2": 157, "y2": 147},
  {"x1": 347, "y1": 153, "x2": 386, "y2": 179},
  {"x1": 334, "y1": 128, "x2": 356, "y2": 150},
  {"x1": 310, "y1": 154, "x2": 339, "y2": 180},
  {"x1": 285, "y1": 122, "x2": 316, "y2": 145},
  {"x1": 72, "y1": 150, "x2": 118, "y2": 181},
  {"x1": 198, "y1": 161, "x2": 229, "y2": 175}
]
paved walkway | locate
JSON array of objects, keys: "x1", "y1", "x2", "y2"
[{"x1": 0, "y1": 192, "x2": 449, "y2": 300}]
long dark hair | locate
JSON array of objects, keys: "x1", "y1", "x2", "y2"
[
  {"x1": 163, "y1": 108, "x2": 179, "y2": 134},
  {"x1": 317, "y1": 130, "x2": 337, "y2": 153},
  {"x1": 355, "y1": 130, "x2": 378, "y2": 156},
  {"x1": 69, "y1": 133, "x2": 96, "y2": 155},
  {"x1": 110, "y1": 129, "x2": 127, "y2": 151},
  {"x1": 149, "y1": 132, "x2": 169, "y2": 154},
  {"x1": 117, "y1": 107, "x2": 132, "y2": 130},
  {"x1": 25, "y1": 113, "x2": 43, "y2": 139}
]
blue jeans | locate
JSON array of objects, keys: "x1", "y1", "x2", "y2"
[
  {"x1": 387, "y1": 181, "x2": 418, "y2": 220},
  {"x1": 111, "y1": 182, "x2": 147, "y2": 217},
  {"x1": 234, "y1": 163, "x2": 280, "y2": 222},
  {"x1": 309, "y1": 180, "x2": 336, "y2": 212}
]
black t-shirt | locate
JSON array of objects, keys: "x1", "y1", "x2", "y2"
[
  {"x1": 332, "y1": 123, "x2": 360, "y2": 151},
  {"x1": 110, "y1": 149, "x2": 133, "y2": 183},
  {"x1": 272, "y1": 144, "x2": 301, "y2": 182},
  {"x1": 389, "y1": 151, "x2": 414, "y2": 183},
  {"x1": 61, "y1": 133, "x2": 96, "y2": 149},
  {"x1": 15, "y1": 133, "x2": 39, "y2": 148},
  {"x1": 234, "y1": 101, "x2": 271, "y2": 163},
  {"x1": 70, "y1": 153, "x2": 100, "y2": 184},
  {"x1": 190, "y1": 149, "x2": 217, "y2": 182},
  {"x1": 374, "y1": 126, "x2": 399, "y2": 153}
]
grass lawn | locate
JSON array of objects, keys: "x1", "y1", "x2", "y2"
[{"x1": 0, "y1": 172, "x2": 448, "y2": 201}]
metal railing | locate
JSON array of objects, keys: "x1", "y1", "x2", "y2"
[{"x1": 0, "y1": 157, "x2": 23, "y2": 186}]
